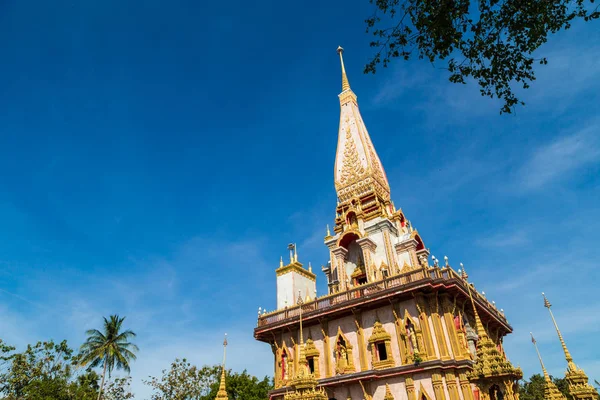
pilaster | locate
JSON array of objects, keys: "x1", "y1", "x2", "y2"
[
  {"x1": 432, "y1": 369, "x2": 448, "y2": 400},
  {"x1": 382, "y1": 228, "x2": 397, "y2": 274},
  {"x1": 356, "y1": 237, "x2": 377, "y2": 283},
  {"x1": 332, "y1": 247, "x2": 349, "y2": 291},
  {"x1": 405, "y1": 376, "x2": 417, "y2": 400},
  {"x1": 416, "y1": 294, "x2": 437, "y2": 360},
  {"x1": 458, "y1": 370, "x2": 475, "y2": 400},
  {"x1": 445, "y1": 370, "x2": 462, "y2": 400},
  {"x1": 428, "y1": 294, "x2": 451, "y2": 361},
  {"x1": 441, "y1": 294, "x2": 466, "y2": 360},
  {"x1": 353, "y1": 310, "x2": 369, "y2": 371},
  {"x1": 320, "y1": 320, "x2": 333, "y2": 378},
  {"x1": 392, "y1": 306, "x2": 409, "y2": 364}
]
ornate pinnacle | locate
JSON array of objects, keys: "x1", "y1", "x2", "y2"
[
  {"x1": 337, "y1": 46, "x2": 351, "y2": 92},
  {"x1": 542, "y1": 292, "x2": 574, "y2": 365},
  {"x1": 216, "y1": 333, "x2": 229, "y2": 400},
  {"x1": 531, "y1": 332, "x2": 551, "y2": 382}
]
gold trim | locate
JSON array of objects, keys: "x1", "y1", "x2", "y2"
[{"x1": 276, "y1": 261, "x2": 317, "y2": 281}]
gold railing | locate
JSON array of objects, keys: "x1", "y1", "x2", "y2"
[{"x1": 256, "y1": 266, "x2": 505, "y2": 328}]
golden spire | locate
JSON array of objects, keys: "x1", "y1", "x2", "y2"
[
  {"x1": 333, "y1": 46, "x2": 390, "y2": 206},
  {"x1": 467, "y1": 283, "x2": 487, "y2": 339},
  {"x1": 337, "y1": 46, "x2": 351, "y2": 92},
  {"x1": 216, "y1": 333, "x2": 229, "y2": 400},
  {"x1": 531, "y1": 332, "x2": 550, "y2": 382},
  {"x1": 542, "y1": 293, "x2": 574, "y2": 367}
]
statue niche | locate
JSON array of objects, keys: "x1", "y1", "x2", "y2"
[
  {"x1": 279, "y1": 345, "x2": 293, "y2": 382},
  {"x1": 334, "y1": 328, "x2": 355, "y2": 374}
]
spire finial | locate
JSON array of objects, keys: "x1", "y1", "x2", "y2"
[
  {"x1": 216, "y1": 333, "x2": 229, "y2": 400},
  {"x1": 337, "y1": 46, "x2": 351, "y2": 92},
  {"x1": 326, "y1": 224, "x2": 331, "y2": 237},
  {"x1": 542, "y1": 292, "x2": 574, "y2": 365},
  {"x1": 530, "y1": 332, "x2": 551, "y2": 382},
  {"x1": 467, "y1": 283, "x2": 487, "y2": 339}
]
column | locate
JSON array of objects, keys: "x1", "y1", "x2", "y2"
[
  {"x1": 332, "y1": 247, "x2": 348, "y2": 291},
  {"x1": 353, "y1": 311, "x2": 369, "y2": 371},
  {"x1": 428, "y1": 294, "x2": 451, "y2": 361},
  {"x1": 415, "y1": 295, "x2": 437, "y2": 361},
  {"x1": 441, "y1": 294, "x2": 465, "y2": 360},
  {"x1": 445, "y1": 370, "x2": 461, "y2": 400},
  {"x1": 320, "y1": 320, "x2": 333, "y2": 378},
  {"x1": 432, "y1": 369, "x2": 448, "y2": 400},
  {"x1": 405, "y1": 376, "x2": 417, "y2": 400},
  {"x1": 458, "y1": 370, "x2": 475, "y2": 400},
  {"x1": 356, "y1": 237, "x2": 377, "y2": 283}
]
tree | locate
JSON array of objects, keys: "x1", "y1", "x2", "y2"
[
  {"x1": 144, "y1": 359, "x2": 220, "y2": 400},
  {"x1": 79, "y1": 315, "x2": 139, "y2": 400},
  {"x1": 103, "y1": 377, "x2": 135, "y2": 400},
  {"x1": 519, "y1": 373, "x2": 572, "y2": 400},
  {"x1": 144, "y1": 359, "x2": 273, "y2": 400},
  {"x1": 0, "y1": 339, "x2": 100, "y2": 400},
  {"x1": 365, "y1": 0, "x2": 600, "y2": 113}
]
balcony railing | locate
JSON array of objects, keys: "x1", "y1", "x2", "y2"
[{"x1": 256, "y1": 266, "x2": 506, "y2": 328}]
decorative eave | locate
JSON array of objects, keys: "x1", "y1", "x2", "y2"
[{"x1": 276, "y1": 261, "x2": 316, "y2": 281}]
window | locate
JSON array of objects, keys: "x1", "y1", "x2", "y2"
[
  {"x1": 377, "y1": 342, "x2": 388, "y2": 360},
  {"x1": 307, "y1": 357, "x2": 315, "y2": 374}
]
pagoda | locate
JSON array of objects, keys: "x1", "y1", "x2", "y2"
[{"x1": 255, "y1": 47, "x2": 522, "y2": 400}]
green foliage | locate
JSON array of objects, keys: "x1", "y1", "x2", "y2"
[
  {"x1": 144, "y1": 359, "x2": 273, "y2": 400},
  {"x1": 365, "y1": 0, "x2": 600, "y2": 113},
  {"x1": 208, "y1": 369, "x2": 273, "y2": 400},
  {"x1": 0, "y1": 338, "x2": 101, "y2": 400},
  {"x1": 519, "y1": 373, "x2": 572, "y2": 400},
  {"x1": 103, "y1": 377, "x2": 135, "y2": 400}
]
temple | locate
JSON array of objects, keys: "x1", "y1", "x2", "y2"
[{"x1": 254, "y1": 47, "x2": 523, "y2": 400}]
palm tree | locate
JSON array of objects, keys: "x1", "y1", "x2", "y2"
[{"x1": 79, "y1": 315, "x2": 138, "y2": 400}]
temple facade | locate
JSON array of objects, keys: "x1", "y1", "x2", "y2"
[{"x1": 254, "y1": 47, "x2": 523, "y2": 400}]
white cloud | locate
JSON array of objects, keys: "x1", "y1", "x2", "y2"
[
  {"x1": 517, "y1": 125, "x2": 600, "y2": 191},
  {"x1": 476, "y1": 229, "x2": 530, "y2": 249}
]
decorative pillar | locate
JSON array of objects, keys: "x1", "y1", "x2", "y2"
[
  {"x1": 445, "y1": 370, "x2": 461, "y2": 400},
  {"x1": 441, "y1": 294, "x2": 465, "y2": 360},
  {"x1": 459, "y1": 370, "x2": 475, "y2": 400},
  {"x1": 382, "y1": 228, "x2": 397, "y2": 274},
  {"x1": 406, "y1": 376, "x2": 417, "y2": 400},
  {"x1": 356, "y1": 237, "x2": 377, "y2": 283},
  {"x1": 392, "y1": 308, "x2": 409, "y2": 364},
  {"x1": 416, "y1": 295, "x2": 437, "y2": 360},
  {"x1": 332, "y1": 247, "x2": 348, "y2": 291},
  {"x1": 320, "y1": 320, "x2": 332, "y2": 378},
  {"x1": 432, "y1": 369, "x2": 448, "y2": 400},
  {"x1": 353, "y1": 311, "x2": 369, "y2": 371},
  {"x1": 428, "y1": 294, "x2": 451, "y2": 360}
]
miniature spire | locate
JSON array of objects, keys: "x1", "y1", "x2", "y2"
[
  {"x1": 216, "y1": 334, "x2": 229, "y2": 400},
  {"x1": 467, "y1": 283, "x2": 487, "y2": 339},
  {"x1": 326, "y1": 224, "x2": 331, "y2": 237},
  {"x1": 337, "y1": 46, "x2": 351, "y2": 92},
  {"x1": 280, "y1": 256, "x2": 284, "y2": 268},
  {"x1": 542, "y1": 293, "x2": 574, "y2": 367},
  {"x1": 531, "y1": 333, "x2": 550, "y2": 381}
]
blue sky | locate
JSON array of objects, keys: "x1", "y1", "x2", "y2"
[{"x1": 1, "y1": 0, "x2": 599, "y2": 397}]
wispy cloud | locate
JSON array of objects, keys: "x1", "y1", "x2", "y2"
[
  {"x1": 517, "y1": 125, "x2": 600, "y2": 191},
  {"x1": 476, "y1": 229, "x2": 530, "y2": 249}
]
